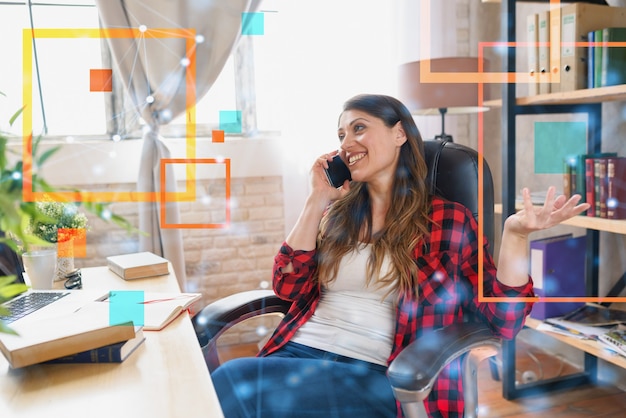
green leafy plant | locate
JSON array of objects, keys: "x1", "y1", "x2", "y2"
[{"x1": 0, "y1": 92, "x2": 137, "y2": 334}]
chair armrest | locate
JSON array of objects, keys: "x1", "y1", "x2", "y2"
[
  {"x1": 192, "y1": 289, "x2": 291, "y2": 371},
  {"x1": 387, "y1": 321, "x2": 500, "y2": 412}
]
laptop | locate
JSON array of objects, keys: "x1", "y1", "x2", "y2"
[{"x1": 0, "y1": 236, "x2": 108, "y2": 326}]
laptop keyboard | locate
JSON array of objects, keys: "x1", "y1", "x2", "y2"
[{"x1": 0, "y1": 292, "x2": 69, "y2": 324}]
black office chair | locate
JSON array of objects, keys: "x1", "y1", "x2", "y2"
[{"x1": 193, "y1": 140, "x2": 500, "y2": 418}]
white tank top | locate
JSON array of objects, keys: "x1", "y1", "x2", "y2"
[{"x1": 291, "y1": 244, "x2": 396, "y2": 366}]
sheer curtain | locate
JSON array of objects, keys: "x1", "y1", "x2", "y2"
[{"x1": 94, "y1": 0, "x2": 259, "y2": 289}]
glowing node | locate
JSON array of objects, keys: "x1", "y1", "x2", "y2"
[
  {"x1": 112, "y1": 134, "x2": 122, "y2": 142},
  {"x1": 146, "y1": 95, "x2": 155, "y2": 104},
  {"x1": 92, "y1": 165, "x2": 104, "y2": 176},
  {"x1": 215, "y1": 155, "x2": 225, "y2": 163},
  {"x1": 256, "y1": 325, "x2": 268, "y2": 336},
  {"x1": 180, "y1": 57, "x2": 190, "y2": 67},
  {"x1": 100, "y1": 208, "x2": 112, "y2": 221},
  {"x1": 159, "y1": 109, "x2": 173, "y2": 123},
  {"x1": 11, "y1": 171, "x2": 21, "y2": 180},
  {"x1": 607, "y1": 198, "x2": 617, "y2": 209},
  {"x1": 259, "y1": 280, "x2": 269, "y2": 289},
  {"x1": 195, "y1": 34, "x2": 205, "y2": 44},
  {"x1": 200, "y1": 195, "x2": 211, "y2": 205},
  {"x1": 138, "y1": 25, "x2": 147, "y2": 33},
  {"x1": 286, "y1": 373, "x2": 301, "y2": 386}
]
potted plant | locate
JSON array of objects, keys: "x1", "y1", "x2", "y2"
[{"x1": 25, "y1": 197, "x2": 89, "y2": 281}]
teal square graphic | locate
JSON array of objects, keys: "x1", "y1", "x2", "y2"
[
  {"x1": 219, "y1": 110, "x2": 242, "y2": 134},
  {"x1": 109, "y1": 290, "x2": 144, "y2": 326},
  {"x1": 534, "y1": 122, "x2": 587, "y2": 174},
  {"x1": 242, "y1": 12, "x2": 264, "y2": 35}
]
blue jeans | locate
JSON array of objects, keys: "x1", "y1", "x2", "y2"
[{"x1": 211, "y1": 342, "x2": 397, "y2": 418}]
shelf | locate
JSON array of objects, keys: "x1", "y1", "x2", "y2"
[
  {"x1": 481, "y1": 0, "x2": 608, "y2": 4},
  {"x1": 494, "y1": 204, "x2": 626, "y2": 234},
  {"x1": 525, "y1": 317, "x2": 626, "y2": 369},
  {"x1": 486, "y1": 84, "x2": 626, "y2": 108}
]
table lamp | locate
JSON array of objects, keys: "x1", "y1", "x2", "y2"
[{"x1": 398, "y1": 57, "x2": 490, "y2": 142}]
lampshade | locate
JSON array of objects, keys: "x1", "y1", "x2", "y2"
[{"x1": 398, "y1": 57, "x2": 490, "y2": 115}]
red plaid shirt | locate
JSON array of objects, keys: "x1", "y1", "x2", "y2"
[{"x1": 258, "y1": 197, "x2": 534, "y2": 417}]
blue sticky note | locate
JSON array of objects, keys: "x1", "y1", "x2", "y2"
[
  {"x1": 242, "y1": 12, "x2": 264, "y2": 35},
  {"x1": 219, "y1": 110, "x2": 242, "y2": 134},
  {"x1": 109, "y1": 290, "x2": 144, "y2": 326},
  {"x1": 534, "y1": 121, "x2": 587, "y2": 174}
]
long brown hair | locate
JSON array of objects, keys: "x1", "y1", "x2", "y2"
[{"x1": 316, "y1": 94, "x2": 431, "y2": 297}]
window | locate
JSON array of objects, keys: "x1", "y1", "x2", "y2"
[
  {"x1": 0, "y1": 0, "x2": 279, "y2": 140},
  {"x1": 0, "y1": 1, "x2": 105, "y2": 137}
]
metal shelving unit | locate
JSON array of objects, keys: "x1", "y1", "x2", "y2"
[{"x1": 498, "y1": 0, "x2": 626, "y2": 400}]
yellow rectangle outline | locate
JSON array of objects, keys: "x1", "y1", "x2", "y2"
[{"x1": 22, "y1": 28, "x2": 198, "y2": 203}]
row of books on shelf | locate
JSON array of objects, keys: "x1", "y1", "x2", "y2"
[
  {"x1": 562, "y1": 152, "x2": 626, "y2": 220},
  {"x1": 526, "y1": 2, "x2": 626, "y2": 95},
  {"x1": 536, "y1": 304, "x2": 626, "y2": 358},
  {"x1": 586, "y1": 27, "x2": 626, "y2": 90}
]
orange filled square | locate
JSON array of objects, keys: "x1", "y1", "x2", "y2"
[{"x1": 90, "y1": 69, "x2": 113, "y2": 92}]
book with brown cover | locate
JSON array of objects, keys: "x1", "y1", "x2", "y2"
[
  {"x1": 606, "y1": 156, "x2": 626, "y2": 219},
  {"x1": 595, "y1": 157, "x2": 609, "y2": 218},
  {"x1": 45, "y1": 327, "x2": 145, "y2": 363},
  {"x1": 106, "y1": 252, "x2": 169, "y2": 280},
  {"x1": 0, "y1": 311, "x2": 135, "y2": 368},
  {"x1": 585, "y1": 157, "x2": 595, "y2": 217}
]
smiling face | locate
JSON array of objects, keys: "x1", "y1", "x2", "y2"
[{"x1": 337, "y1": 109, "x2": 407, "y2": 189}]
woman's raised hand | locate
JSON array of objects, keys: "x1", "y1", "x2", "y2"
[{"x1": 504, "y1": 186, "x2": 590, "y2": 237}]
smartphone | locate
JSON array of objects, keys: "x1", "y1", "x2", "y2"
[{"x1": 324, "y1": 155, "x2": 352, "y2": 188}]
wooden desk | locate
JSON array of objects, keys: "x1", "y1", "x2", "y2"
[{"x1": 0, "y1": 266, "x2": 224, "y2": 418}]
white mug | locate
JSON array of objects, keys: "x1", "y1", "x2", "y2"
[{"x1": 21, "y1": 250, "x2": 57, "y2": 290}]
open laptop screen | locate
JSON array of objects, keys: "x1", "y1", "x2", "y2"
[{"x1": 0, "y1": 230, "x2": 25, "y2": 285}]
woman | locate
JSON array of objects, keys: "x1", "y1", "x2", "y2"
[{"x1": 211, "y1": 94, "x2": 589, "y2": 417}]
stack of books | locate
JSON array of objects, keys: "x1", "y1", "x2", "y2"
[
  {"x1": 0, "y1": 312, "x2": 144, "y2": 368},
  {"x1": 563, "y1": 153, "x2": 626, "y2": 219},
  {"x1": 0, "y1": 289, "x2": 202, "y2": 368}
]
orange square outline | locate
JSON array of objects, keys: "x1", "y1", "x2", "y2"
[
  {"x1": 159, "y1": 158, "x2": 231, "y2": 229},
  {"x1": 476, "y1": 38, "x2": 626, "y2": 304},
  {"x1": 22, "y1": 28, "x2": 198, "y2": 203}
]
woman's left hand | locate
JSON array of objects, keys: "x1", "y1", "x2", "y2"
[{"x1": 504, "y1": 186, "x2": 591, "y2": 237}]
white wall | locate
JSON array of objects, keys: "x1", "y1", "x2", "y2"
[
  {"x1": 277, "y1": 0, "x2": 401, "y2": 234},
  {"x1": 398, "y1": 0, "x2": 463, "y2": 144}
]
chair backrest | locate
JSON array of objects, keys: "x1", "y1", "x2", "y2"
[{"x1": 423, "y1": 140, "x2": 495, "y2": 255}]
